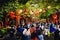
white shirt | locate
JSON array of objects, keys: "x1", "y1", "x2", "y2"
[{"x1": 44, "y1": 28, "x2": 49, "y2": 35}]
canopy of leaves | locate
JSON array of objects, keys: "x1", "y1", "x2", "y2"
[{"x1": 0, "y1": 0, "x2": 60, "y2": 19}]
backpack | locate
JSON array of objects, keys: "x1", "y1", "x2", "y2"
[
  {"x1": 50, "y1": 24, "x2": 55, "y2": 33},
  {"x1": 30, "y1": 27, "x2": 35, "y2": 34},
  {"x1": 19, "y1": 27, "x2": 25, "y2": 33}
]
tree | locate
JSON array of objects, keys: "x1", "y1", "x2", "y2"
[{"x1": 0, "y1": 0, "x2": 60, "y2": 19}]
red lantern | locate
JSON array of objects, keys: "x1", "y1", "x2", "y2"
[
  {"x1": 52, "y1": 13, "x2": 57, "y2": 19},
  {"x1": 52, "y1": 13, "x2": 58, "y2": 23},
  {"x1": 10, "y1": 12, "x2": 15, "y2": 19}
]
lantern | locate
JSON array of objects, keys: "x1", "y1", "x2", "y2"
[
  {"x1": 10, "y1": 12, "x2": 15, "y2": 19},
  {"x1": 16, "y1": 9, "x2": 23, "y2": 15},
  {"x1": 47, "y1": 6, "x2": 51, "y2": 9},
  {"x1": 52, "y1": 13, "x2": 57, "y2": 19},
  {"x1": 52, "y1": 13, "x2": 58, "y2": 23},
  {"x1": 39, "y1": 9, "x2": 42, "y2": 12},
  {"x1": 30, "y1": 10, "x2": 34, "y2": 14}
]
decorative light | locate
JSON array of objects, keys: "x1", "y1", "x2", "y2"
[
  {"x1": 16, "y1": 9, "x2": 23, "y2": 15},
  {"x1": 10, "y1": 12, "x2": 15, "y2": 19},
  {"x1": 39, "y1": 9, "x2": 42, "y2": 12},
  {"x1": 18, "y1": 9, "x2": 23, "y2": 13},
  {"x1": 31, "y1": 4, "x2": 35, "y2": 7},
  {"x1": 47, "y1": 6, "x2": 51, "y2": 9},
  {"x1": 30, "y1": 11, "x2": 34, "y2": 14},
  {"x1": 52, "y1": 14, "x2": 57, "y2": 19}
]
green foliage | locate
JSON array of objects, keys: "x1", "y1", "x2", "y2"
[
  {"x1": 18, "y1": 0, "x2": 29, "y2": 4},
  {"x1": 0, "y1": 13, "x2": 3, "y2": 21},
  {"x1": 55, "y1": 4, "x2": 60, "y2": 9},
  {"x1": 45, "y1": 9, "x2": 56, "y2": 18},
  {"x1": 0, "y1": 0, "x2": 60, "y2": 19},
  {"x1": 1, "y1": 28, "x2": 7, "y2": 33},
  {"x1": 39, "y1": 13, "x2": 45, "y2": 19},
  {"x1": 25, "y1": 2, "x2": 31, "y2": 9}
]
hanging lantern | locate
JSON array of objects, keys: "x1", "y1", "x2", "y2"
[
  {"x1": 30, "y1": 10, "x2": 34, "y2": 14},
  {"x1": 39, "y1": 9, "x2": 42, "y2": 12},
  {"x1": 47, "y1": 6, "x2": 51, "y2": 9},
  {"x1": 16, "y1": 9, "x2": 23, "y2": 15},
  {"x1": 52, "y1": 13, "x2": 58, "y2": 23},
  {"x1": 24, "y1": 9, "x2": 29, "y2": 15},
  {"x1": 52, "y1": 13, "x2": 57, "y2": 19},
  {"x1": 10, "y1": 12, "x2": 15, "y2": 19}
]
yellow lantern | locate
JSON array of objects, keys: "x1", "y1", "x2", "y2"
[
  {"x1": 30, "y1": 10, "x2": 34, "y2": 14},
  {"x1": 16, "y1": 9, "x2": 23, "y2": 15},
  {"x1": 39, "y1": 9, "x2": 42, "y2": 12},
  {"x1": 47, "y1": 6, "x2": 51, "y2": 9}
]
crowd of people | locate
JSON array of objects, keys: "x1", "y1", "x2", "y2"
[{"x1": 0, "y1": 19, "x2": 60, "y2": 40}]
